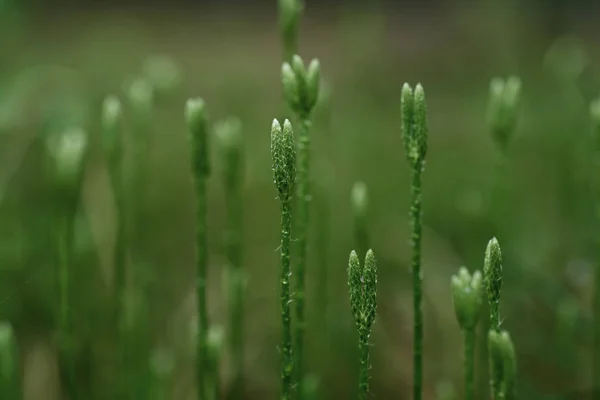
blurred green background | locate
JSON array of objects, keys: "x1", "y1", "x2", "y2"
[{"x1": 1, "y1": 0, "x2": 600, "y2": 398}]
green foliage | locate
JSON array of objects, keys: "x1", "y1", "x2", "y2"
[
  {"x1": 347, "y1": 249, "x2": 378, "y2": 400},
  {"x1": 271, "y1": 119, "x2": 296, "y2": 400},
  {"x1": 0, "y1": 322, "x2": 19, "y2": 399},
  {"x1": 486, "y1": 76, "x2": 522, "y2": 152}
]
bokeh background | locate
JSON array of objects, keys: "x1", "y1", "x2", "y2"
[{"x1": 1, "y1": 0, "x2": 600, "y2": 398}]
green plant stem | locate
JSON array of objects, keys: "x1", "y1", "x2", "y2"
[
  {"x1": 194, "y1": 175, "x2": 209, "y2": 400},
  {"x1": 280, "y1": 200, "x2": 293, "y2": 400},
  {"x1": 410, "y1": 168, "x2": 423, "y2": 400},
  {"x1": 358, "y1": 325, "x2": 371, "y2": 400},
  {"x1": 294, "y1": 117, "x2": 311, "y2": 390},
  {"x1": 464, "y1": 329, "x2": 475, "y2": 400},
  {"x1": 57, "y1": 211, "x2": 76, "y2": 400},
  {"x1": 0, "y1": 322, "x2": 20, "y2": 399}
]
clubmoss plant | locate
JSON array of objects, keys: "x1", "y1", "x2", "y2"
[
  {"x1": 483, "y1": 238, "x2": 503, "y2": 399},
  {"x1": 281, "y1": 54, "x2": 320, "y2": 391},
  {"x1": 48, "y1": 126, "x2": 88, "y2": 400},
  {"x1": 101, "y1": 95, "x2": 128, "y2": 398},
  {"x1": 351, "y1": 181, "x2": 369, "y2": 259},
  {"x1": 0, "y1": 322, "x2": 20, "y2": 399},
  {"x1": 400, "y1": 83, "x2": 428, "y2": 400},
  {"x1": 271, "y1": 118, "x2": 296, "y2": 400},
  {"x1": 451, "y1": 267, "x2": 483, "y2": 400},
  {"x1": 278, "y1": 0, "x2": 302, "y2": 62},
  {"x1": 486, "y1": 76, "x2": 522, "y2": 153},
  {"x1": 488, "y1": 330, "x2": 517, "y2": 400},
  {"x1": 347, "y1": 250, "x2": 378, "y2": 400},
  {"x1": 591, "y1": 96, "x2": 600, "y2": 389},
  {"x1": 187, "y1": 98, "x2": 211, "y2": 400}
]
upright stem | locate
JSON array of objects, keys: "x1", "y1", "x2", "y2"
[
  {"x1": 194, "y1": 176, "x2": 209, "y2": 400},
  {"x1": 280, "y1": 200, "x2": 293, "y2": 400},
  {"x1": 57, "y1": 211, "x2": 76, "y2": 400},
  {"x1": 0, "y1": 322, "x2": 20, "y2": 400},
  {"x1": 224, "y1": 164, "x2": 244, "y2": 398},
  {"x1": 358, "y1": 325, "x2": 371, "y2": 400},
  {"x1": 294, "y1": 117, "x2": 311, "y2": 390},
  {"x1": 410, "y1": 168, "x2": 423, "y2": 400},
  {"x1": 464, "y1": 329, "x2": 475, "y2": 400}
]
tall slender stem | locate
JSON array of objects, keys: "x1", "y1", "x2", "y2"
[
  {"x1": 194, "y1": 175, "x2": 209, "y2": 400},
  {"x1": 57, "y1": 211, "x2": 76, "y2": 400},
  {"x1": 294, "y1": 117, "x2": 311, "y2": 389},
  {"x1": 358, "y1": 325, "x2": 371, "y2": 400},
  {"x1": 464, "y1": 329, "x2": 475, "y2": 400},
  {"x1": 410, "y1": 168, "x2": 423, "y2": 400},
  {"x1": 280, "y1": 200, "x2": 293, "y2": 400}
]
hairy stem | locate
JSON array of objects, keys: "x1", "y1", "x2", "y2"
[
  {"x1": 194, "y1": 176, "x2": 209, "y2": 400},
  {"x1": 464, "y1": 329, "x2": 475, "y2": 400},
  {"x1": 410, "y1": 168, "x2": 423, "y2": 400},
  {"x1": 57, "y1": 211, "x2": 76, "y2": 400},
  {"x1": 280, "y1": 200, "x2": 293, "y2": 400},
  {"x1": 294, "y1": 117, "x2": 311, "y2": 390}
]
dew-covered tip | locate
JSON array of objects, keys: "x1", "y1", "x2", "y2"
[
  {"x1": 364, "y1": 249, "x2": 376, "y2": 270},
  {"x1": 485, "y1": 237, "x2": 502, "y2": 270},
  {"x1": 348, "y1": 250, "x2": 360, "y2": 269},
  {"x1": 271, "y1": 118, "x2": 296, "y2": 202}
]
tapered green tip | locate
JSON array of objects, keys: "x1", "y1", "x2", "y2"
[
  {"x1": 101, "y1": 95, "x2": 122, "y2": 155},
  {"x1": 186, "y1": 97, "x2": 210, "y2": 177},
  {"x1": 49, "y1": 127, "x2": 88, "y2": 195},
  {"x1": 126, "y1": 78, "x2": 154, "y2": 115}
]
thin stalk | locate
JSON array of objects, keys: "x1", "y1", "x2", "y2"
[
  {"x1": 187, "y1": 99, "x2": 211, "y2": 400},
  {"x1": 358, "y1": 325, "x2": 371, "y2": 400},
  {"x1": 410, "y1": 168, "x2": 423, "y2": 400},
  {"x1": 0, "y1": 322, "x2": 20, "y2": 399},
  {"x1": 464, "y1": 329, "x2": 475, "y2": 400},
  {"x1": 57, "y1": 210, "x2": 77, "y2": 400},
  {"x1": 194, "y1": 174, "x2": 209, "y2": 400},
  {"x1": 280, "y1": 200, "x2": 293, "y2": 400},
  {"x1": 294, "y1": 116, "x2": 311, "y2": 390}
]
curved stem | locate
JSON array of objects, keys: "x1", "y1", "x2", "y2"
[{"x1": 280, "y1": 200, "x2": 293, "y2": 400}]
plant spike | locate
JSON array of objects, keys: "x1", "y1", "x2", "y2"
[
  {"x1": 278, "y1": 0, "x2": 303, "y2": 62},
  {"x1": 281, "y1": 54, "x2": 320, "y2": 393},
  {"x1": 451, "y1": 267, "x2": 483, "y2": 400},
  {"x1": 0, "y1": 321, "x2": 20, "y2": 399},
  {"x1": 484, "y1": 237, "x2": 503, "y2": 332},
  {"x1": 486, "y1": 76, "x2": 522, "y2": 152},
  {"x1": 351, "y1": 181, "x2": 369, "y2": 258},
  {"x1": 347, "y1": 249, "x2": 378, "y2": 400},
  {"x1": 187, "y1": 98, "x2": 211, "y2": 400},
  {"x1": 215, "y1": 116, "x2": 246, "y2": 399},
  {"x1": 48, "y1": 126, "x2": 88, "y2": 400},
  {"x1": 271, "y1": 118, "x2": 296, "y2": 400},
  {"x1": 400, "y1": 82, "x2": 428, "y2": 400},
  {"x1": 483, "y1": 237, "x2": 504, "y2": 400}
]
